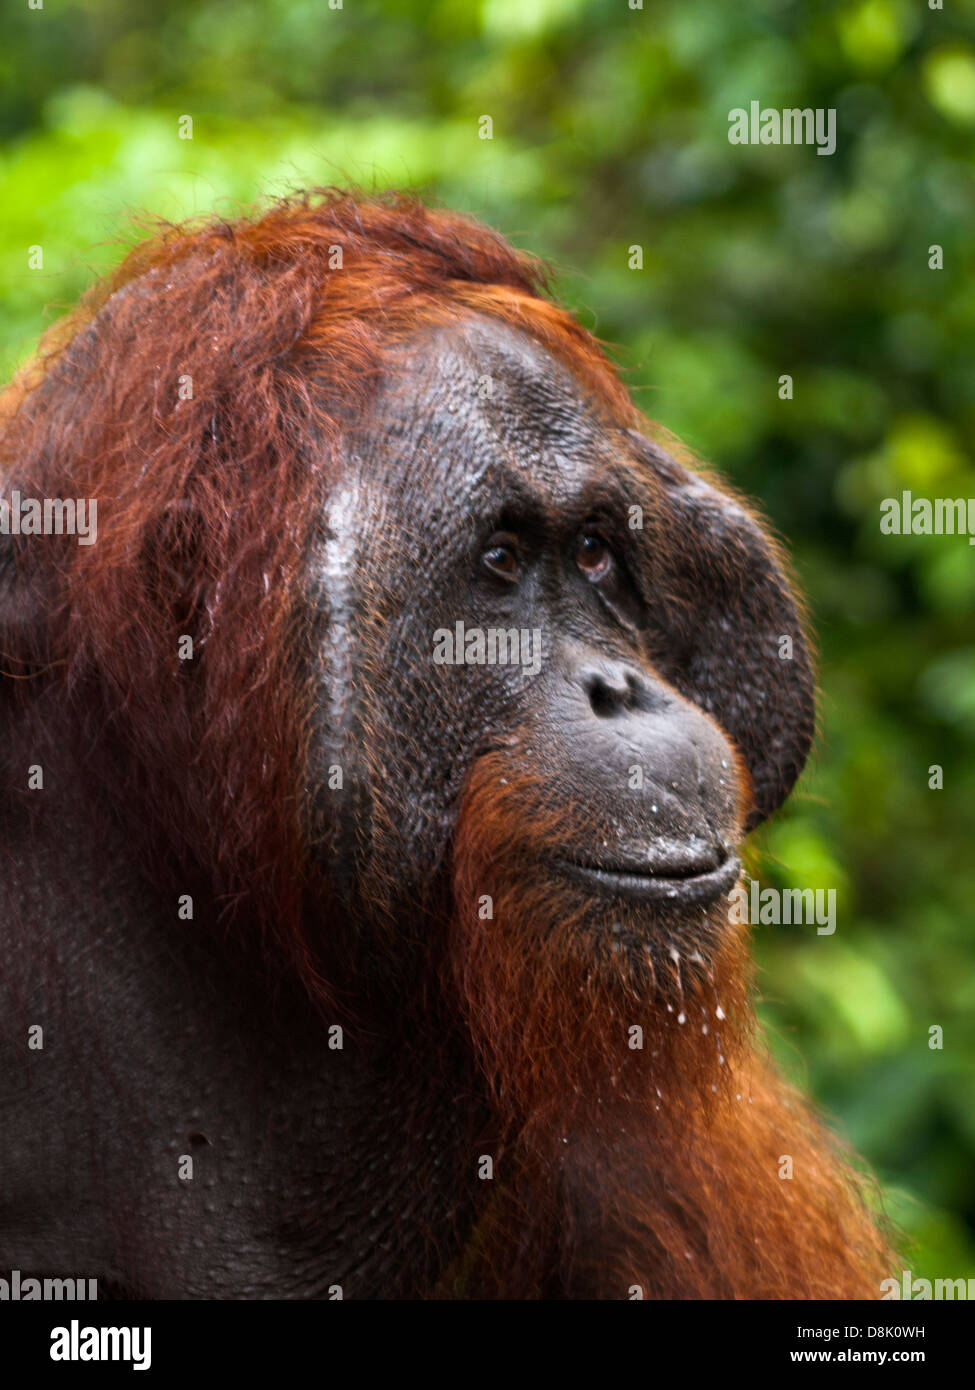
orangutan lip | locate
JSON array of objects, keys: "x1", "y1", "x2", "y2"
[{"x1": 556, "y1": 852, "x2": 741, "y2": 905}]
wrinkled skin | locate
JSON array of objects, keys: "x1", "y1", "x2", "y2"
[
  {"x1": 0, "y1": 315, "x2": 813, "y2": 1297},
  {"x1": 315, "y1": 317, "x2": 809, "y2": 980}
]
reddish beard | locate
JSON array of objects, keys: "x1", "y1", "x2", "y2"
[{"x1": 445, "y1": 756, "x2": 894, "y2": 1299}]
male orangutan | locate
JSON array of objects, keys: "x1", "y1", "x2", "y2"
[{"x1": 0, "y1": 189, "x2": 893, "y2": 1298}]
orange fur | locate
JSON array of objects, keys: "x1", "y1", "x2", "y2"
[
  {"x1": 1, "y1": 189, "x2": 896, "y2": 1297},
  {"x1": 446, "y1": 757, "x2": 894, "y2": 1297}
]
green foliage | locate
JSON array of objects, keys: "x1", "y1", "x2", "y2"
[{"x1": 2, "y1": 0, "x2": 973, "y2": 1284}]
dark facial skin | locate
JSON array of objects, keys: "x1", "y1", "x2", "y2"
[{"x1": 315, "y1": 317, "x2": 759, "y2": 975}]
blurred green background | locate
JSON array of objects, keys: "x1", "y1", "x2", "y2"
[{"x1": 2, "y1": 0, "x2": 973, "y2": 1285}]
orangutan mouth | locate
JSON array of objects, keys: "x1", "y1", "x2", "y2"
[{"x1": 555, "y1": 849, "x2": 741, "y2": 905}]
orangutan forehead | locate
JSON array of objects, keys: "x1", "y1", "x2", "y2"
[{"x1": 347, "y1": 315, "x2": 635, "y2": 519}]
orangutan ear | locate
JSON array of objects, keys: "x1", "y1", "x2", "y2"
[{"x1": 625, "y1": 430, "x2": 816, "y2": 832}]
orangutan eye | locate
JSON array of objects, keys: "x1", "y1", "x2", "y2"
[
  {"x1": 574, "y1": 529, "x2": 614, "y2": 581},
  {"x1": 482, "y1": 533, "x2": 521, "y2": 582}
]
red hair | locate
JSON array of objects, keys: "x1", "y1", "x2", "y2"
[
  {"x1": 0, "y1": 188, "x2": 631, "y2": 992},
  {"x1": 446, "y1": 756, "x2": 893, "y2": 1297}
]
